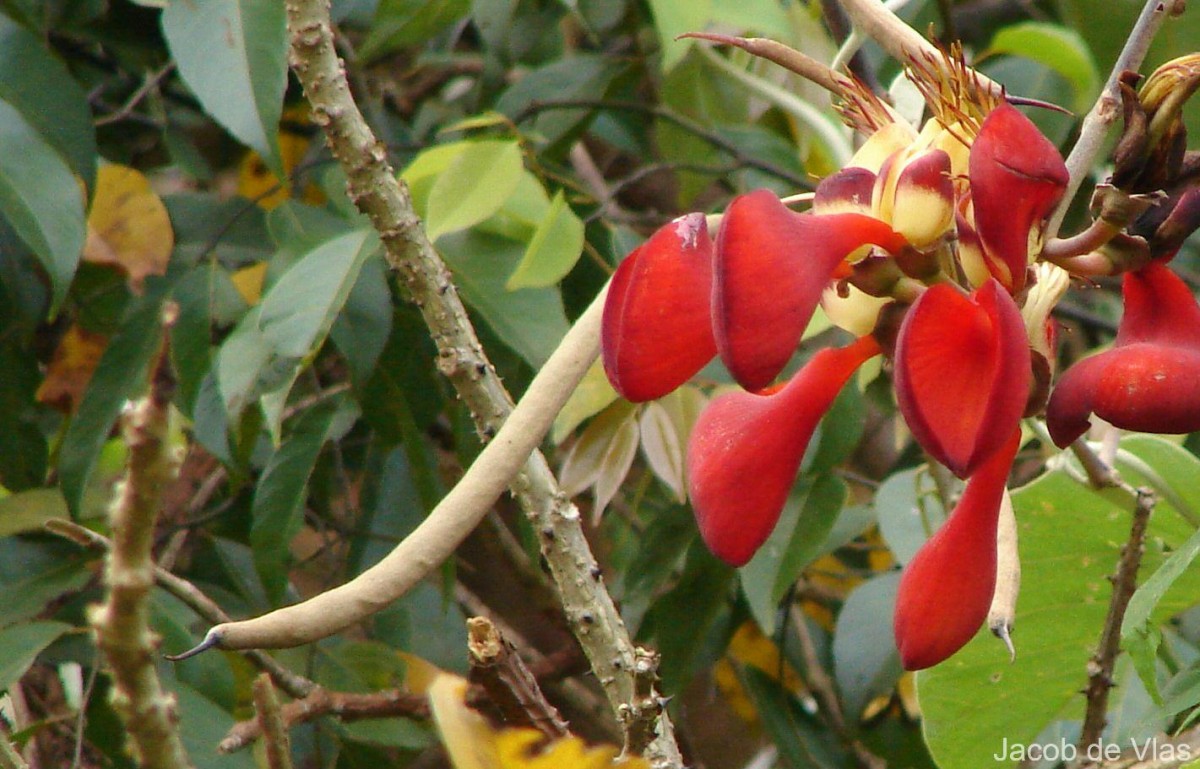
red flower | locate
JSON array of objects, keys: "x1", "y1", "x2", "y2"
[
  {"x1": 893, "y1": 428, "x2": 1021, "y2": 670},
  {"x1": 713, "y1": 190, "x2": 907, "y2": 391},
  {"x1": 968, "y1": 104, "x2": 1069, "y2": 293},
  {"x1": 686, "y1": 336, "x2": 879, "y2": 566},
  {"x1": 893, "y1": 279, "x2": 1031, "y2": 478},
  {"x1": 1047, "y1": 261, "x2": 1200, "y2": 446},
  {"x1": 602, "y1": 214, "x2": 716, "y2": 402}
]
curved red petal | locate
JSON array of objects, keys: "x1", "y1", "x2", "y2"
[
  {"x1": 1047, "y1": 263, "x2": 1200, "y2": 447},
  {"x1": 894, "y1": 280, "x2": 1031, "y2": 477},
  {"x1": 893, "y1": 428, "x2": 1020, "y2": 671},
  {"x1": 714, "y1": 189, "x2": 906, "y2": 391},
  {"x1": 602, "y1": 214, "x2": 716, "y2": 402},
  {"x1": 1117, "y1": 261, "x2": 1200, "y2": 348},
  {"x1": 687, "y1": 336, "x2": 879, "y2": 566},
  {"x1": 969, "y1": 104, "x2": 1068, "y2": 293}
]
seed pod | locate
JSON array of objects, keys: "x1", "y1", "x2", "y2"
[{"x1": 987, "y1": 489, "x2": 1020, "y2": 662}]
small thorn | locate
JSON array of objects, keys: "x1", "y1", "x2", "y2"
[
  {"x1": 991, "y1": 622, "x2": 1017, "y2": 663},
  {"x1": 1005, "y1": 94, "x2": 1074, "y2": 116},
  {"x1": 164, "y1": 628, "x2": 222, "y2": 661}
]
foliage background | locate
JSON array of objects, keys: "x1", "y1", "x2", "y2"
[{"x1": 0, "y1": 0, "x2": 1198, "y2": 767}]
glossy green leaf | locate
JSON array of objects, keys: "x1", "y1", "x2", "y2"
[
  {"x1": 437, "y1": 229, "x2": 569, "y2": 366},
  {"x1": 161, "y1": 0, "x2": 287, "y2": 176},
  {"x1": 506, "y1": 190, "x2": 584, "y2": 289},
  {"x1": 172, "y1": 679, "x2": 257, "y2": 769},
  {"x1": 58, "y1": 295, "x2": 166, "y2": 516},
  {"x1": 919, "y1": 440, "x2": 1200, "y2": 769},
  {"x1": 0, "y1": 98, "x2": 85, "y2": 313},
  {"x1": 216, "y1": 304, "x2": 299, "y2": 422},
  {"x1": 552, "y1": 358, "x2": 619, "y2": 443},
  {"x1": 833, "y1": 572, "x2": 903, "y2": 719},
  {"x1": 251, "y1": 395, "x2": 358, "y2": 603},
  {"x1": 258, "y1": 228, "x2": 378, "y2": 358},
  {"x1": 330, "y1": 252, "x2": 393, "y2": 387},
  {"x1": 988, "y1": 22, "x2": 1100, "y2": 112},
  {"x1": 0, "y1": 621, "x2": 72, "y2": 691},
  {"x1": 424, "y1": 140, "x2": 523, "y2": 241},
  {"x1": 0, "y1": 13, "x2": 96, "y2": 189},
  {"x1": 0, "y1": 539, "x2": 93, "y2": 628}
]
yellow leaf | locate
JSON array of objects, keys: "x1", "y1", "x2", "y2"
[
  {"x1": 35, "y1": 325, "x2": 109, "y2": 413},
  {"x1": 236, "y1": 107, "x2": 326, "y2": 210},
  {"x1": 428, "y1": 672, "x2": 650, "y2": 769},
  {"x1": 83, "y1": 164, "x2": 173, "y2": 293},
  {"x1": 231, "y1": 262, "x2": 268, "y2": 305}
]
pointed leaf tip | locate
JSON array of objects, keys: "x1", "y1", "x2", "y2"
[{"x1": 602, "y1": 214, "x2": 716, "y2": 402}]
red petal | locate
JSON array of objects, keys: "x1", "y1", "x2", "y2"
[
  {"x1": 1047, "y1": 263, "x2": 1200, "y2": 446},
  {"x1": 894, "y1": 280, "x2": 1031, "y2": 477},
  {"x1": 893, "y1": 428, "x2": 1020, "y2": 671},
  {"x1": 602, "y1": 214, "x2": 716, "y2": 402},
  {"x1": 687, "y1": 336, "x2": 879, "y2": 566},
  {"x1": 714, "y1": 189, "x2": 906, "y2": 391},
  {"x1": 969, "y1": 104, "x2": 1068, "y2": 293},
  {"x1": 814, "y1": 167, "x2": 877, "y2": 215}
]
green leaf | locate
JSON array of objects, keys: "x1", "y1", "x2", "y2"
[
  {"x1": 438, "y1": 229, "x2": 569, "y2": 366},
  {"x1": 424, "y1": 140, "x2": 523, "y2": 241},
  {"x1": 258, "y1": 228, "x2": 379, "y2": 358},
  {"x1": 330, "y1": 252, "x2": 393, "y2": 387},
  {"x1": 0, "y1": 539, "x2": 92, "y2": 628},
  {"x1": 58, "y1": 295, "x2": 166, "y2": 516},
  {"x1": 552, "y1": 358, "x2": 619, "y2": 443},
  {"x1": 506, "y1": 190, "x2": 585, "y2": 289},
  {"x1": 0, "y1": 488, "x2": 68, "y2": 537},
  {"x1": 0, "y1": 98, "x2": 85, "y2": 313},
  {"x1": 874, "y1": 466, "x2": 948, "y2": 566},
  {"x1": 833, "y1": 573, "x2": 903, "y2": 719},
  {"x1": 988, "y1": 22, "x2": 1101, "y2": 113},
  {"x1": 918, "y1": 447, "x2": 1200, "y2": 769},
  {"x1": 645, "y1": 0, "x2": 712, "y2": 72},
  {"x1": 495, "y1": 55, "x2": 621, "y2": 147},
  {"x1": 0, "y1": 621, "x2": 72, "y2": 691},
  {"x1": 251, "y1": 395, "x2": 358, "y2": 604},
  {"x1": 736, "y1": 664, "x2": 847, "y2": 769},
  {"x1": 0, "y1": 13, "x2": 96, "y2": 190},
  {"x1": 172, "y1": 679, "x2": 257, "y2": 769},
  {"x1": 161, "y1": 0, "x2": 287, "y2": 176},
  {"x1": 360, "y1": 0, "x2": 470, "y2": 60},
  {"x1": 740, "y1": 475, "x2": 846, "y2": 635}
]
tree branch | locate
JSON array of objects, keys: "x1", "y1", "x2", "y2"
[
  {"x1": 467, "y1": 616, "x2": 570, "y2": 739},
  {"x1": 1078, "y1": 488, "x2": 1156, "y2": 756},
  {"x1": 1046, "y1": 0, "x2": 1184, "y2": 239},
  {"x1": 252, "y1": 675, "x2": 295, "y2": 769},
  {"x1": 179, "y1": 1, "x2": 686, "y2": 765},
  {"x1": 88, "y1": 305, "x2": 193, "y2": 769}
]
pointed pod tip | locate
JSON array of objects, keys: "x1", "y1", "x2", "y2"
[
  {"x1": 990, "y1": 621, "x2": 1017, "y2": 663},
  {"x1": 164, "y1": 627, "x2": 223, "y2": 661}
]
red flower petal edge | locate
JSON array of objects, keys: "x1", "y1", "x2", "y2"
[
  {"x1": 968, "y1": 104, "x2": 1068, "y2": 293},
  {"x1": 602, "y1": 214, "x2": 717, "y2": 402},
  {"x1": 1046, "y1": 262, "x2": 1200, "y2": 446},
  {"x1": 713, "y1": 189, "x2": 906, "y2": 391},
  {"x1": 687, "y1": 336, "x2": 880, "y2": 566},
  {"x1": 893, "y1": 279, "x2": 1031, "y2": 477},
  {"x1": 893, "y1": 428, "x2": 1020, "y2": 671}
]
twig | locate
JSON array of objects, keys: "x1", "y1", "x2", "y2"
[
  {"x1": 1078, "y1": 488, "x2": 1156, "y2": 758},
  {"x1": 196, "y1": 3, "x2": 686, "y2": 766},
  {"x1": 220, "y1": 687, "x2": 431, "y2": 754},
  {"x1": 467, "y1": 617, "x2": 569, "y2": 738},
  {"x1": 0, "y1": 739, "x2": 27, "y2": 769},
  {"x1": 618, "y1": 648, "x2": 668, "y2": 759},
  {"x1": 253, "y1": 675, "x2": 295, "y2": 769},
  {"x1": 510, "y1": 98, "x2": 813, "y2": 190},
  {"x1": 1046, "y1": 0, "x2": 1183, "y2": 239},
  {"x1": 45, "y1": 519, "x2": 316, "y2": 700},
  {"x1": 87, "y1": 304, "x2": 193, "y2": 769},
  {"x1": 790, "y1": 613, "x2": 885, "y2": 769},
  {"x1": 1070, "y1": 436, "x2": 1127, "y2": 490}
]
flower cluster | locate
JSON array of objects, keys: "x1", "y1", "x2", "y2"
[{"x1": 600, "y1": 49, "x2": 1200, "y2": 670}]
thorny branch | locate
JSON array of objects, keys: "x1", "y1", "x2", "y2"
[
  {"x1": 1078, "y1": 488, "x2": 1156, "y2": 760},
  {"x1": 467, "y1": 617, "x2": 570, "y2": 739}
]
